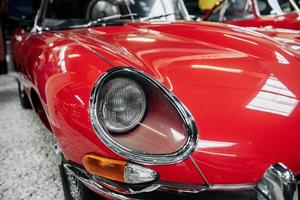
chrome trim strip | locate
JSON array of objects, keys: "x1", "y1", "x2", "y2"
[
  {"x1": 64, "y1": 162, "x2": 256, "y2": 196},
  {"x1": 178, "y1": 0, "x2": 192, "y2": 21},
  {"x1": 89, "y1": 67, "x2": 198, "y2": 165},
  {"x1": 65, "y1": 162, "x2": 298, "y2": 200},
  {"x1": 190, "y1": 156, "x2": 210, "y2": 186},
  {"x1": 158, "y1": 180, "x2": 255, "y2": 192},
  {"x1": 64, "y1": 162, "x2": 263, "y2": 200},
  {"x1": 290, "y1": 0, "x2": 300, "y2": 13},
  {"x1": 32, "y1": 0, "x2": 45, "y2": 32},
  {"x1": 209, "y1": 184, "x2": 255, "y2": 191}
]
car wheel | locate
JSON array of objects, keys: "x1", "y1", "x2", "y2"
[
  {"x1": 59, "y1": 160, "x2": 101, "y2": 200},
  {"x1": 17, "y1": 80, "x2": 32, "y2": 109}
]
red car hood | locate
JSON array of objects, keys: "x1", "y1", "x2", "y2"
[{"x1": 63, "y1": 22, "x2": 300, "y2": 184}]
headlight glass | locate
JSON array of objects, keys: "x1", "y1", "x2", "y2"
[
  {"x1": 99, "y1": 78, "x2": 146, "y2": 133},
  {"x1": 90, "y1": 68, "x2": 198, "y2": 165}
]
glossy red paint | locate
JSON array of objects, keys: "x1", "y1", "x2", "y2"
[
  {"x1": 259, "y1": 28, "x2": 300, "y2": 45},
  {"x1": 233, "y1": 27, "x2": 300, "y2": 53},
  {"x1": 12, "y1": 21, "x2": 300, "y2": 186},
  {"x1": 205, "y1": 0, "x2": 300, "y2": 30}
]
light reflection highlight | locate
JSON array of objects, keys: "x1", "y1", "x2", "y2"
[
  {"x1": 192, "y1": 65, "x2": 243, "y2": 73},
  {"x1": 196, "y1": 150, "x2": 237, "y2": 157},
  {"x1": 246, "y1": 76, "x2": 298, "y2": 116},
  {"x1": 170, "y1": 128, "x2": 185, "y2": 142},
  {"x1": 75, "y1": 95, "x2": 85, "y2": 106},
  {"x1": 139, "y1": 123, "x2": 167, "y2": 138},
  {"x1": 165, "y1": 76, "x2": 173, "y2": 91},
  {"x1": 262, "y1": 76, "x2": 296, "y2": 97},
  {"x1": 58, "y1": 46, "x2": 67, "y2": 73},
  {"x1": 197, "y1": 140, "x2": 237, "y2": 149},
  {"x1": 224, "y1": 34, "x2": 258, "y2": 46},
  {"x1": 275, "y1": 51, "x2": 289, "y2": 64},
  {"x1": 68, "y1": 54, "x2": 80, "y2": 58},
  {"x1": 126, "y1": 37, "x2": 156, "y2": 42},
  {"x1": 290, "y1": 45, "x2": 300, "y2": 50},
  {"x1": 273, "y1": 37, "x2": 295, "y2": 43}
]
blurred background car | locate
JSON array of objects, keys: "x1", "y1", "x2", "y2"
[
  {"x1": 204, "y1": 0, "x2": 300, "y2": 30},
  {"x1": 183, "y1": 1, "x2": 300, "y2": 53}
]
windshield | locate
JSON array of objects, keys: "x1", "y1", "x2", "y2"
[
  {"x1": 256, "y1": 0, "x2": 299, "y2": 16},
  {"x1": 40, "y1": 0, "x2": 190, "y2": 29}
]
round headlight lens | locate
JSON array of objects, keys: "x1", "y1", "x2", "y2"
[{"x1": 98, "y1": 78, "x2": 146, "y2": 133}]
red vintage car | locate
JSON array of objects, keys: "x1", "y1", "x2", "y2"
[
  {"x1": 12, "y1": 0, "x2": 300, "y2": 199},
  {"x1": 204, "y1": 0, "x2": 300, "y2": 30}
]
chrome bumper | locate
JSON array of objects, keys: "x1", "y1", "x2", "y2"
[
  {"x1": 257, "y1": 163, "x2": 298, "y2": 200},
  {"x1": 64, "y1": 162, "x2": 298, "y2": 200}
]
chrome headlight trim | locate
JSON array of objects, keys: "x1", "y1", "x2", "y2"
[{"x1": 90, "y1": 67, "x2": 198, "y2": 165}]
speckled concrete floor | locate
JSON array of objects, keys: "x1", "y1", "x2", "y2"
[{"x1": 0, "y1": 74, "x2": 64, "y2": 200}]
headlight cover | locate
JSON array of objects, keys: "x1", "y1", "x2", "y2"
[
  {"x1": 99, "y1": 78, "x2": 146, "y2": 133},
  {"x1": 90, "y1": 68, "x2": 198, "y2": 165}
]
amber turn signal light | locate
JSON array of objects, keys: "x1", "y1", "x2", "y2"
[
  {"x1": 82, "y1": 154, "x2": 158, "y2": 184},
  {"x1": 82, "y1": 155, "x2": 127, "y2": 182}
]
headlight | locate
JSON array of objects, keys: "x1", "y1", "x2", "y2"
[
  {"x1": 90, "y1": 68, "x2": 198, "y2": 165},
  {"x1": 99, "y1": 78, "x2": 146, "y2": 133}
]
